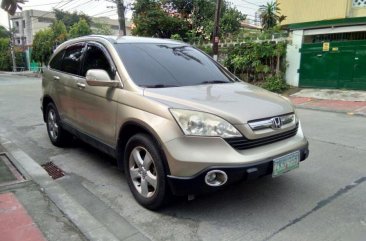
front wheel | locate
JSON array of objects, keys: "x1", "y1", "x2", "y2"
[{"x1": 124, "y1": 133, "x2": 169, "y2": 210}]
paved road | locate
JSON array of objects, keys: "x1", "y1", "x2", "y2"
[{"x1": 1, "y1": 73, "x2": 365, "y2": 241}]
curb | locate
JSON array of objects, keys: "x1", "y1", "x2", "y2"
[
  {"x1": 294, "y1": 105, "x2": 366, "y2": 117},
  {"x1": 0, "y1": 136, "x2": 122, "y2": 241}
]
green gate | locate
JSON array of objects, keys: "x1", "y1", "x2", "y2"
[{"x1": 299, "y1": 40, "x2": 366, "y2": 90}]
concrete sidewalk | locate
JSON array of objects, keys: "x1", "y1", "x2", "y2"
[
  {"x1": 0, "y1": 138, "x2": 149, "y2": 241},
  {"x1": 288, "y1": 88, "x2": 366, "y2": 116}
]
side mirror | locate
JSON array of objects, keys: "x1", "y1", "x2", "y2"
[{"x1": 86, "y1": 69, "x2": 121, "y2": 88}]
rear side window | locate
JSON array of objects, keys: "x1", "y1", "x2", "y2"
[
  {"x1": 61, "y1": 44, "x2": 85, "y2": 76},
  {"x1": 49, "y1": 50, "x2": 65, "y2": 71}
]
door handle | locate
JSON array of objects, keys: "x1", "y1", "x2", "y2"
[
  {"x1": 77, "y1": 82, "x2": 86, "y2": 89},
  {"x1": 53, "y1": 76, "x2": 60, "y2": 80}
]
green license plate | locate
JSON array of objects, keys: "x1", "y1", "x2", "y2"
[{"x1": 272, "y1": 151, "x2": 300, "y2": 177}]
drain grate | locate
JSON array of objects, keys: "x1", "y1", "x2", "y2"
[{"x1": 41, "y1": 162, "x2": 65, "y2": 180}]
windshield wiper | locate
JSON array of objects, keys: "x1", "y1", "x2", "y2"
[
  {"x1": 141, "y1": 84, "x2": 178, "y2": 88},
  {"x1": 200, "y1": 80, "x2": 230, "y2": 85}
]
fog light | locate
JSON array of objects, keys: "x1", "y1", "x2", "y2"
[{"x1": 205, "y1": 170, "x2": 228, "y2": 187}]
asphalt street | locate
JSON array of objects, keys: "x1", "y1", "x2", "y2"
[{"x1": 0, "y1": 73, "x2": 365, "y2": 241}]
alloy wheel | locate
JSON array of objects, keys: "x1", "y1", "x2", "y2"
[{"x1": 129, "y1": 146, "x2": 158, "y2": 198}]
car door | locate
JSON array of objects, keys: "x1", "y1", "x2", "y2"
[
  {"x1": 74, "y1": 42, "x2": 119, "y2": 147},
  {"x1": 50, "y1": 43, "x2": 86, "y2": 127}
]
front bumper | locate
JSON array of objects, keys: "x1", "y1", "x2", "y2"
[{"x1": 167, "y1": 144, "x2": 309, "y2": 196}]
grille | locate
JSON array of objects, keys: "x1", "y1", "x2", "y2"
[
  {"x1": 225, "y1": 124, "x2": 298, "y2": 150},
  {"x1": 41, "y1": 162, "x2": 65, "y2": 180}
]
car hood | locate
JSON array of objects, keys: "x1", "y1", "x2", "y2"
[{"x1": 143, "y1": 82, "x2": 293, "y2": 124}]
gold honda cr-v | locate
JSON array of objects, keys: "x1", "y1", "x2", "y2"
[{"x1": 41, "y1": 35, "x2": 309, "y2": 209}]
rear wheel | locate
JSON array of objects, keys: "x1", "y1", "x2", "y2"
[
  {"x1": 124, "y1": 133, "x2": 168, "y2": 210},
  {"x1": 46, "y1": 103, "x2": 72, "y2": 147}
]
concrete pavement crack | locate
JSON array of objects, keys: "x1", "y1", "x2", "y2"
[
  {"x1": 264, "y1": 176, "x2": 366, "y2": 241},
  {"x1": 308, "y1": 137, "x2": 366, "y2": 151}
]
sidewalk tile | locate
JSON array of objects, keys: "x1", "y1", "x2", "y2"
[
  {"x1": 0, "y1": 193, "x2": 46, "y2": 241},
  {"x1": 302, "y1": 99, "x2": 366, "y2": 112},
  {"x1": 289, "y1": 96, "x2": 313, "y2": 105}
]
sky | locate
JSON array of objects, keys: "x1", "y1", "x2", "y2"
[{"x1": 0, "y1": 0, "x2": 270, "y2": 29}]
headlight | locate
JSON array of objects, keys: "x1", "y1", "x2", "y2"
[{"x1": 170, "y1": 109, "x2": 242, "y2": 138}]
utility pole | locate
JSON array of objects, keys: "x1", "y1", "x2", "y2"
[
  {"x1": 116, "y1": 0, "x2": 126, "y2": 36},
  {"x1": 212, "y1": 0, "x2": 222, "y2": 61},
  {"x1": 8, "y1": 14, "x2": 17, "y2": 72}
]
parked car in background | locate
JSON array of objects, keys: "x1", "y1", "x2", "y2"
[{"x1": 41, "y1": 35, "x2": 309, "y2": 209}]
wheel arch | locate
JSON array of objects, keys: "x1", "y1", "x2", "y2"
[
  {"x1": 116, "y1": 120, "x2": 171, "y2": 175},
  {"x1": 42, "y1": 95, "x2": 55, "y2": 122}
]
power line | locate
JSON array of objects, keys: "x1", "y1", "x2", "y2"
[
  {"x1": 22, "y1": 1, "x2": 68, "y2": 8},
  {"x1": 91, "y1": 8, "x2": 116, "y2": 17},
  {"x1": 63, "y1": 0, "x2": 94, "y2": 12},
  {"x1": 239, "y1": 0, "x2": 261, "y2": 7}
]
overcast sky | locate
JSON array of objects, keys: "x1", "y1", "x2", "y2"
[{"x1": 0, "y1": 0, "x2": 270, "y2": 29}]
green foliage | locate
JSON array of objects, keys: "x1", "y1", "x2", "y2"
[
  {"x1": 132, "y1": 0, "x2": 246, "y2": 40},
  {"x1": 69, "y1": 19, "x2": 92, "y2": 38},
  {"x1": 132, "y1": 0, "x2": 189, "y2": 38},
  {"x1": 170, "y1": 34, "x2": 183, "y2": 41},
  {"x1": 0, "y1": 26, "x2": 10, "y2": 38},
  {"x1": 0, "y1": 38, "x2": 12, "y2": 71},
  {"x1": 217, "y1": 40, "x2": 288, "y2": 92},
  {"x1": 261, "y1": 74, "x2": 289, "y2": 93},
  {"x1": 32, "y1": 28, "x2": 54, "y2": 65},
  {"x1": 259, "y1": 1, "x2": 286, "y2": 30},
  {"x1": 54, "y1": 9, "x2": 92, "y2": 30},
  {"x1": 92, "y1": 22, "x2": 113, "y2": 35},
  {"x1": 51, "y1": 20, "x2": 68, "y2": 44},
  {"x1": 220, "y1": 5, "x2": 246, "y2": 35}
]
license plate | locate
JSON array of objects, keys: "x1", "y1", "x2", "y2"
[{"x1": 272, "y1": 151, "x2": 300, "y2": 177}]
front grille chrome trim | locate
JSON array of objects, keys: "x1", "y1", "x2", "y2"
[
  {"x1": 248, "y1": 114, "x2": 295, "y2": 131},
  {"x1": 225, "y1": 124, "x2": 299, "y2": 150}
]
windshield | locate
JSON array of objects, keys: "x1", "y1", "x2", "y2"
[{"x1": 115, "y1": 43, "x2": 235, "y2": 88}]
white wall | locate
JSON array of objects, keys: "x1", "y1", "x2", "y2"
[{"x1": 285, "y1": 30, "x2": 304, "y2": 87}]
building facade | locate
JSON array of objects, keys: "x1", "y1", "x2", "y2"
[
  {"x1": 279, "y1": 0, "x2": 366, "y2": 90},
  {"x1": 9, "y1": 10, "x2": 131, "y2": 47}
]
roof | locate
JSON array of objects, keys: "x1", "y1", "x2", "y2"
[
  {"x1": 85, "y1": 35, "x2": 185, "y2": 44},
  {"x1": 286, "y1": 16, "x2": 366, "y2": 30}
]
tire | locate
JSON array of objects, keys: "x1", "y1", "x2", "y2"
[
  {"x1": 124, "y1": 133, "x2": 169, "y2": 210},
  {"x1": 45, "y1": 103, "x2": 72, "y2": 147}
]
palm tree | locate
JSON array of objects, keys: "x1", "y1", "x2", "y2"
[
  {"x1": 259, "y1": 1, "x2": 283, "y2": 30},
  {"x1": 1, "y1": 0, "x2": 24, "y2": 15}
]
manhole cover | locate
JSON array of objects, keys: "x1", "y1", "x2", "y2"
[
  {"x1": 41, "y1": 162, "x2": 65, "y2": 180},
  {"x1": 0, "y1": 152, "x2": 26, "y2": 186}
]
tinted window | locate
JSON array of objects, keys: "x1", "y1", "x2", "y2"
[
  {"x1": 61, "y1": 44, "x2": 84, "y2": 75},
  {"x1": 81, "y1": 45, "x2": 114, "y2": 78},
  {"x1": 49, "y1": 50, "x2": 65, "y2": 71},
  {"x1": 115, "y1": 43, "x2": 234, "y2": 87}
]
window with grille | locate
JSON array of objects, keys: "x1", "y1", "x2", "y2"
[{"x1": 353, "y1": 0, "x2": 366, "y2": 7}]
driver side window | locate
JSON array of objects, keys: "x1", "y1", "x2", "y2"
[{"x1": 81, "y1": 44, "x2": 114, "y2": 79}]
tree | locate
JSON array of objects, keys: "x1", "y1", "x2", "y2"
[
  {"x1": 1, "y1": 0, "x2": 24, "y2": 15},
  {"x1": 132, "y1": 0, "x2": 189, "y2": 38},
  {"x1": 259, "y1": 1, "x2": 283, "y2": 30},
  {"x1": 220, "y1": 6, "x2": 246, "y2": 35},
  {"x1": 0, "y1": 38, "x2": 12, "y2": 70},
  {"x1": 132, "y1": 0, "x2": 246, "y2": 40},
  {"x1": 92, "y1": 22, "x2": 113, "y2": 35},
  {"x1": 0, "y1": 26, "x2": 10, "y2": 38},
  {"x1": 32, "y1": 21, "x2": 68, "y2": 65},
  {"x1": 51, "y1": 20, "x2": 68, "y2": 45},
  {"x1": 69, "y1": 19, "x2": 92, "y2": 38},
  {"x1": 53, "y1": 9, "x2": 92, "y2": 30},
  {"x1": 32, "y1": 28, "x2": 54, "y2": 65}
]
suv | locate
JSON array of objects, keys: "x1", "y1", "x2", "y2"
[{"x1": 41, "y1": 36, "x2": 309, "y2": 209}]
